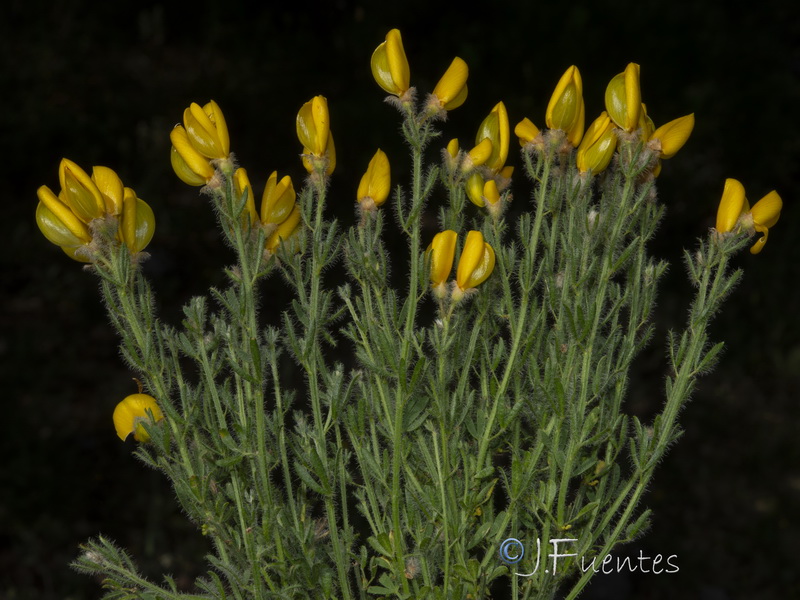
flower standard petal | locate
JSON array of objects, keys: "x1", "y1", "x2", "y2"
[
  {"x1": 233, "y1": 168, "x2": 258, "y2": 225},
  {"x1": 59, "y1": 158, "x2": 106, "y2": 222},
  {"x1": 36, "y1": 185, "x2": 91, "y2": 243},
  {"x1": 515, "y1": 117, "x2": 541, "y2": 146},
  {"x1": 370, "y1": 29, "x2": 410, "y2": 96},
  {"x1": 605, "y1": 63, "x2": 641, "y2": 132},
  {"x1": 184, "y1": 101, "x2": 229, "y2": 159},
  {"x1": 428, "y1": 230, "x2": 457, "y2": 288},
  {"x1": 546, "y1": 66, "x2": 583, "y2": 138},
  {"x1": 433, "y1": 57, "x2": 469, "y2": 110},
  {"x1": 120, "y1": 188, "x2": 156, "y2": 254},
  {"x1": 357, "y1": 149, "x2": 391, "y2": 207},
  {"x1": 170, "y1": 125, "x2": 214, "y2": 185},
  {"x1": 261, "y1": 171, "x2": 296, "y2": 226},
  {"x1": 91, "y1": 166, "x2": 124, "y2": 216},
  {"x1": 456, "y1": 230, "x2": 486, "y2": 290},
  {"x1": 715, "y1": 178, "x2": 746, "y2": 233}
]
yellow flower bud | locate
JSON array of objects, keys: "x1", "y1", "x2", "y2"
[
  {"x1": 476, "y1": 102, "x2": 510, "y2": 173},
  {"x1": 113, "y1": 393, "x2": 164, "y2": 442},
  {"x1": 357, "y1": 149, "x2": 391, "y2": 208},
  {"x1": 431, "y1": 57, "x2": 469, "y2": 111},
  {"x1": 170, "y1": 125, "x2": 215, "y2": 186},
  {"x1": 58, "y1": 158, "x2": 106, "y2": 223},
  {"x1": 650, "y1": 113, "x2": 694, "y2": 159},
  {"x1": 605, "y1": 63, "x2": 641, "y2": 132},
  {"x1": 91, "y1": 166, "x2": 124, "y2": 216},
  {"x1": 370, "y1": 29, "x2": 410, "y2": 96},
  {"x1": 576, "y1": 112, "x2": 618, "y2": 174},
  {"x1": 483, "y1": 179, "x2": 501, "y2": 206},
  {"x1": 119, "y1": 188, "x2": 156, "y2": 254},
  {"x1": 456, "y1": 231, "x2": 496, "y2": 292},
  {"x1": 715, "y1": 178, "x2": 746, "y2": 234},
  {"x1": 748, "y1": 190, "x2": 782, "y2": 254},
  {"x1": 266, "y1": 204, "x2": 302, "y2": 252},
  {"x1": 514, "y1": 117, "x2": 540, "y2": 146},
  {"x1": 183, "y1": 100, "x2": 230, "y2": 159},
  {"x1": 428, "y1": 230, "x2": 457, "y2": 289},
  {"x1": 546, "y1": 66, "x2": 585, "y2": 145},
  {"x1": 446, "y1": 138, "x2": 460, "y2": 159},
  {"x1": 261, "y1": 171, "x2": 296, "y2": 226}
]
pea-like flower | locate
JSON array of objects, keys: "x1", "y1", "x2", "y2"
[
  {"x1": 427, "y1": 230, "x2": 457, "y2": 298},
  {"x1": 454, "y1": 230, "x2": 495, "y2": 301},
  {"x1": 429, "y1": 57, "x2": 469, "y2": 112},
  {"x1": 546, "y1": 66, "x2": 585, "y2": 146},
  {"x1": 649, "y1": 113, "x2": 694, "y2": 159},
  {"x1": 113, "y1": 393, "x2": 164, "y2": 442},
  {"x1": 605, "y1": 63, "x2": 641, "y2": 133},
  {"x1": 371, "y1": 29, "x2": 411, "y2": 98},
  {"x1": 297, "y1": 96, "x2": 336, "y2": 175},
  {"x1": 357, "y1": 149, "x2": 391, "y2": 211},
  {"x1": 58, "y1": 158, "x2": 106, "y2": 223},
  {"x1": 233, "y1": 168, "x2": 259, "y2": 225},
  {"x1": 715, "y1": 178, "x2": 782, "y2": 254},
  {"x1": 119, "y1": 188, "x2": 156, "y2": 254},
  {"x1": 261, "y1": 171, "x2": 297, "y2": 228},
  {"x1": 576, "y1": 112, "x2": 618, "y2": 174}
]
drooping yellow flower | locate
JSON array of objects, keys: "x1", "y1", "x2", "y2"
[
  {"x1": 746, "y1": 190, "x2": 782, "y2": 254},
  {"x1": 427, "y1": 230, "x2": 457, "y2": 297},
  {"x1": 605, "y1": 63, "x2": 641, "y2": 132},
  {"x1": 297, "y1": 96, "x2": 335, "y2": 175},
  {"x1": 431, "y1": 57, "x2": 469, "y2": 111},
  {"x1": 576, "y1": 112, "x2": 618, "y2": 174},
  {"x1": 261, "y1": 171, "x2": 297, "y2": 227},
  {"x1": 514, "y1": 117, "x2": 541, "y2": 146},
  {"x1": 119, "y1": 188, "x2": 156, "y2": 254},
  {"x1": 650, "y1": 113, "x2": 694, "y2": 159},
  {"x1": 266, "y1": 204, "x2": 302, "y2": 253},
  {"x1": 113, "y1": 393, "x2": 164, "y2": 442},
  {"x1": 357, "y1": 149, "x2": 391, "y2": 209},
  {"x1": 455, "y1": 231, "x2": 495, "y2": 297},
  {"x1": 715, "y1": 178, "x2": 746, "y2": 234},
  {"x1": 371, "y1": 29, "x2": 411, "y2": 97},
  {"x1": 546, "y1": 66, "x2": 585, "y2": 146},
  {"x1": 182, "y1": 100, "x2": 230, "y2": 159}
]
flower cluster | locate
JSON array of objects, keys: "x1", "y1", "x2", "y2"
[{"x1": 36, "y1": 159, "x2": 155, "y2": 262}]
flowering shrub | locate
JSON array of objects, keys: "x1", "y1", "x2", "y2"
[{"x1": 37, "y1": 27, "x2": 783, "y2": 600}]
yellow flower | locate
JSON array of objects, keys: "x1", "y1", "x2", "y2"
[
  {"x1": 427, "y1": 230, "x2": 457, "y2": 297},
  {"x1": 546, "y1": 66, "x2": 585, "y2": 146},
  {"x1": 476, "y1": 102, "x2": 510, "y2": 173},
  {"x1": 261, "y1": 171, "x2": 297, "y2": 226},
  {"x1": 649, "y1": 113, "x2": 694, "y2": 159},
  {"x1": 170, "y1": 125, "x2": 215, "y2": 186},
  {"x1": 297, "y1": 96, "x2": 335, "y2": 175},
  {"x1": 605, "y1": 63, "x2": 641, "y2": 132},
  {"x1": 463, "y1": 138, "x2": 492, "y2": 172},
  {"x1": 714, "y1": 178, "x2": 783, "y2": 254},
  {"x1": 715, "y1": 178, "x2": 746, "y2": 234},
  {"x1": 233, "y1": 168, "x2": 259, "y2": 225},
  {"x1": 113, "y1": 393, "x2": 164, "y2": 442},
  {"x1": 455, "y1": 231, "x2": 495, "y2": 297},
  {"x1": 92, "y1": 166, "x2": 124, "y2": 216},
  {"x1": 431, "y1": 57, "x2": 469, "y2": 111},
  {"x1": 35, "y1": 185, "x2": 92, "y2": 250},
  {"x1": 119, "y1": 188, "x2": 156, "y2": 254},
  {"x1": 576, "y1": 112, "x2": 618, "y2": 174},
  {"x1": 514, "y1": 117, "x2": 541, "y2": 146},
  {"x1": 357, "y1": 149, "x2": 391, "y2": 208},
  {"x1": 745, "y1": 190, "x2": 782, "y2": 254},
  {"x1": 371, "y1": 29, "x2": 410, "y2": 97},
  {"x1": 182, "y1": 100, "x2": 230, "y2": 159}
]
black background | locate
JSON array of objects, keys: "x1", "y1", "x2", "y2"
[{"x1": 2, "y1": 0, "x2": 799, "y2": 598}]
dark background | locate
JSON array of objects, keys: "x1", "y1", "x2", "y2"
[{"x1": 2, "y1": 1, "x2": 799, "y2": 598}]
